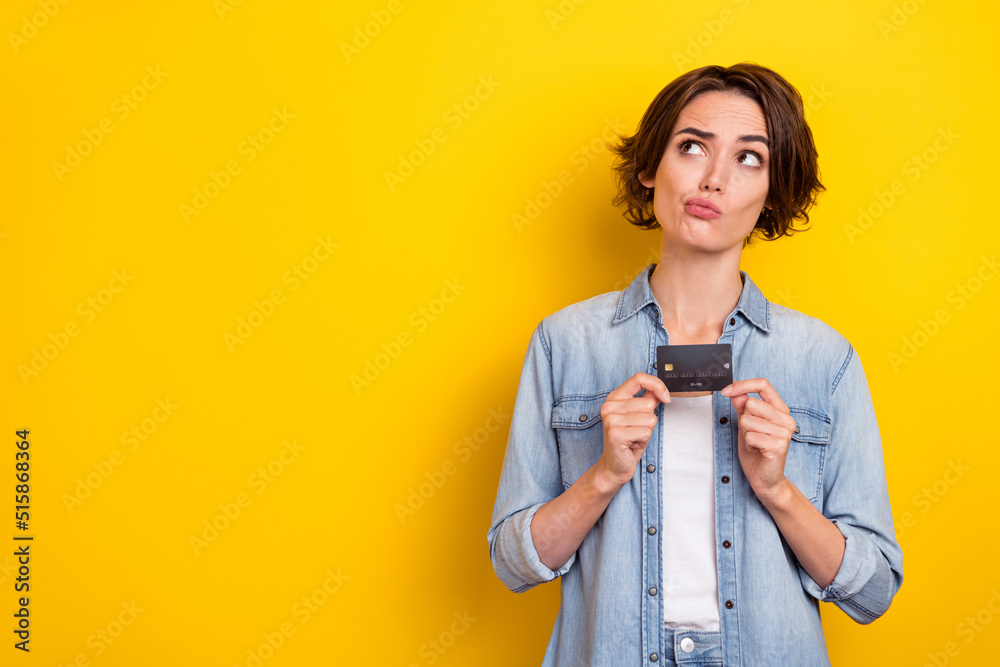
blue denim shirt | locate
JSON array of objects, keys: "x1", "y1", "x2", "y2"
[{"x1": 488, "y1": 264, "x2": 903, "y2": 666}]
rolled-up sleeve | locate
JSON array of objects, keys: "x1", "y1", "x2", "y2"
[
  {"x1": 487, "y1": 321, "x2": 574, "y2": 592},
  {"x1": 797, "y1": 346, "x2": 904, "y2": 623}
]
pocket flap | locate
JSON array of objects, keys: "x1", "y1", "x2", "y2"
[
  {"x1": 551, "y1": 394, "x2": 608, "y2": 429},
  {"x1": 789, "y1": 407, "x2": 831, "y2": 445}
]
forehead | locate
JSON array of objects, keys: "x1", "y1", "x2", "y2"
[{"x1": 673, "y1": 90, "x2": 768, "y2": 137}]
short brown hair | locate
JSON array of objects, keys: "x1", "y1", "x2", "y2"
[{"x1": 609, "y1": 62, "x2": 825, "y2": 242}]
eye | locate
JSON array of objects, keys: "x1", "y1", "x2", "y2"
[
  {"x1": 737, "y1": 151, "x2": 764, "y2": 168},
  {"x1": 679, "y1": 140, "x2": 705, "y2": 156}
]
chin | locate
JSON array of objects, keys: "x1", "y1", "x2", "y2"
[
  {"x1": 675, "y1": 231, "x2": 748, "y2": 255},
  {"x1": 668, "y1": 223, "x2": 730, "y2": 246}
]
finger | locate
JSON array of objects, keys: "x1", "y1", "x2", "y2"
[
  {"x1": 742, "y1": 431, "x2": 787, "y2": 458},
  {"x1": 738, "y1": 413, "x2": 795, "y2": 439},
  {"x1": 602, "y1": 394, "x2": 661, "y2": 416},
  {"x1": 607, "y1": 372, "x2": 670, "y2": 404},
  {"x1": 742, "y1": 396, "x2": 797, "y2": 431},
  {"x1": 721, "y1": 378, "x2": 788, "y2": 413},
  {"x1": 728, "y1": 393, "x2": 748, "y2": 417},
  {"x1": 609, "y1": 425, "x2": 655, "y2": 448},
  {"x1": 603, "y1": 411, "x2": 658, "y2": 432}
]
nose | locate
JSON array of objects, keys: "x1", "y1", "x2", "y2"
[{"x1": 701, "y1": 156, "x2": 725, "y2": 193}]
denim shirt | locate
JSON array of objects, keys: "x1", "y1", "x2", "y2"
[{"x1": 487, "y1": 264, "x2": 903, "y2": 666}]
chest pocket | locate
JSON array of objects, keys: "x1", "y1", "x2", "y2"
[
  {"x1": 783, "y1": 407, "x2": 831, "y2": 505},
  {"x1": 551, "y1": 393, "x2": 609, "y2": 490}
]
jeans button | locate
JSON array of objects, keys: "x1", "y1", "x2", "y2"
[{"x1": 680, "y1": 637, "x2": 694, "y2": 653}]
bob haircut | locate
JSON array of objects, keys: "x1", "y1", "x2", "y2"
[{"x1": 610, "y1": 62, "x2": 825, "y2": 242}]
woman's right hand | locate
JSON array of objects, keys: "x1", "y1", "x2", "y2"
[{"x1": 597, "y1": 372, "x2": 670, "y2": 488}]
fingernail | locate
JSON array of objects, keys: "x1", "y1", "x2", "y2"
[{"x1": 721, "y1": 385, "x2": 731, "y2": 395}]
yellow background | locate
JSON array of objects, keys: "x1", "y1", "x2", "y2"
[{"x1": 1, "y1": 0, "x2": 997, "y2": 665}]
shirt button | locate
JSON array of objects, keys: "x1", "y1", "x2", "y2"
[
  {"x1": 647, "y1": 464, "x2": 656, "y2": 473},
  {"x1": 723, "y1": 540, "x2": 732, "y2": 549},
  {"x1": 579, "y1": 414, "x2": 588, "y2": 422},
  {"x1": 729, "y1": 317, "x2": 736, "y2": 326},
  {"x1": 647, "y1": 526, "x2": 657, "y2": 535},
  {"x1": 650, "y1": 654, "x2": 659, "y2": 662},
  {"x1": 725, "y1": 600, "x2": 734, "y2": 609},
  {"x1": 721, "y1": 475, "x2": 730, "y2": 484},
  {"x1": 719, "y1": 416, "x2": 728, "y2": 424},
  {"x1": 794, "y1": 425, "x2": 800, "y2": 434},
  {"x1": 680, "y1": 637, "x2": 695, "y2": 653},
  {"x1": 648, "y1": 587, "x2": 657, "y2": 596}
]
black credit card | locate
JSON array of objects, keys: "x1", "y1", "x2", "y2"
[{"x1": 655, "y1": 344, "x2": 733, "y2": 392}]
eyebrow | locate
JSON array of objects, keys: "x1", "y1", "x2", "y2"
[{"x1": 673, "y1": 126, "x2": 769, "y2": 148}]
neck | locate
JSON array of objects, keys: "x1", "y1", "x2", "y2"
[{"x1": 649, "y1": 240, "x2": 744, "y2": 345}]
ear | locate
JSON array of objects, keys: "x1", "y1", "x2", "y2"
[{"x1": 638, "y1": 170, "x2": 655, "y2": 189}]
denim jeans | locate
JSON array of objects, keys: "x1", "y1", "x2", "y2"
[{"x1": 659, "y1": 628, "x2": 723, "y2": 666}]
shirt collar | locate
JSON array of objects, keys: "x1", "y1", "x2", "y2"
[{"x1": 613, "y1": 263, "x2": 771, "y2": 333}]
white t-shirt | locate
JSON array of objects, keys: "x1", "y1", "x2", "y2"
[{"x1": 659, "y1": 394, "x2": 720, "y2": 631}]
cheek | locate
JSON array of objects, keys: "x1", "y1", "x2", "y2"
[
  {"x1": 658, "y1": 162, "x2": 692, "y2": 192},
  {"x1": 733, "y1": 173, "x2": 769, "y2": 207}
]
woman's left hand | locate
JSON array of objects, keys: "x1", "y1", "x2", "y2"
[{"x1": 721, "y1": 378, "x2": 798, "y2": 501}]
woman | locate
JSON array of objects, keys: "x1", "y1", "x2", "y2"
[{"x1": 488, "y1": 63, "x2": 903, "y2": 666}]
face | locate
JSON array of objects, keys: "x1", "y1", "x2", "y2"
[{"x1": 639, "y1": 90, "x2": 771, "y2": 254}]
